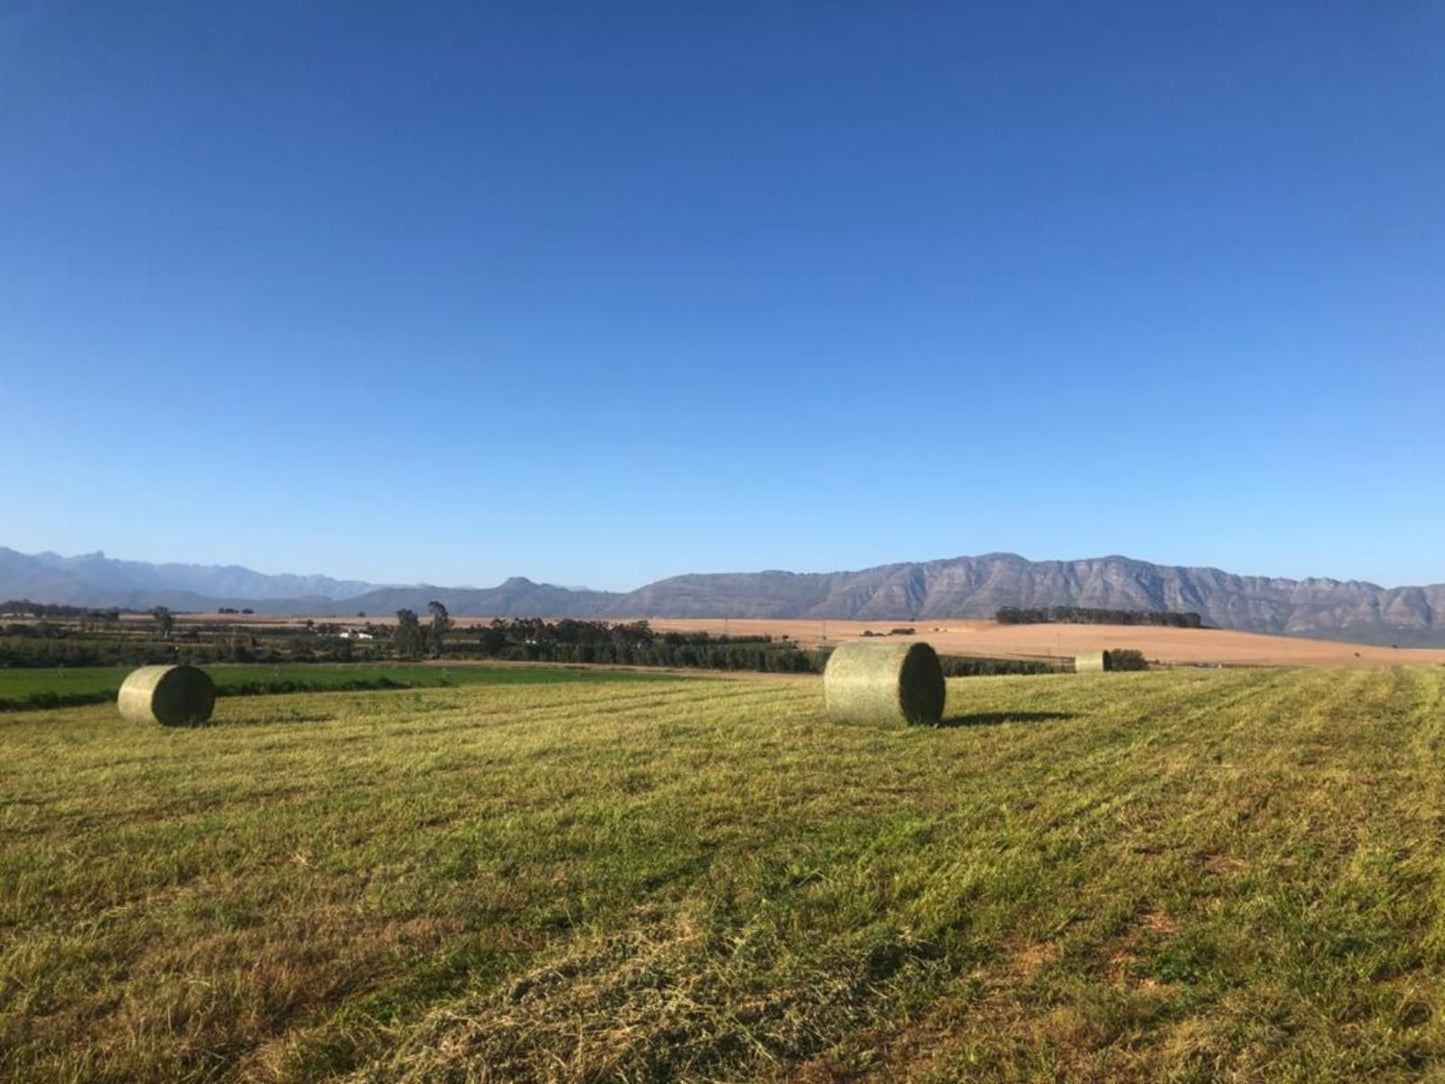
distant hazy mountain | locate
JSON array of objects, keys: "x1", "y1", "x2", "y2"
[
  {"x1": 0, "y1": 548, "x2": 379, "y2": 609},
  {"x1": 3, "y1": 547, "x2": 1444, "y2": 646}
]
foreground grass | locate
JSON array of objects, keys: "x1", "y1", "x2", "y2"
[
  {"x1": 2, "y1": 668, "x2": 1444, "y2": 1081},
  {"x1": 0, "y1": 662, "x2": 672, "y2": 711}
]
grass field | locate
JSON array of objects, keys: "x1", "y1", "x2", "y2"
[
  {"x1": 0, "y1": 662, "x2": 672, "y2": 712},
  {"x1": 3, "y1": 668, "x2": 1444, "y2": 1081}
]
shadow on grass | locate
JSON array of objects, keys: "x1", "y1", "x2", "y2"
[{"x1": 937, "y1": 710, "x2": 1078, "y2": 729}]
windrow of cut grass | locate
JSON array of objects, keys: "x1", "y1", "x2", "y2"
[
  {"x1": 2, "y1": 668, "x2": 1445, "y2": 1082},
  {"x1": 0, "y1": 662, "x2": 673, "y2": 712}
]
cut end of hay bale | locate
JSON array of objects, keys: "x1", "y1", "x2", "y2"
[
  {"x1": 1073, "y1": 650, "x2": 1108, "y2": 673},
  {"x1": 824, "y1": 640, "x2": 945, "y2": 726},
  {"x1": 117, "y1": 665, "x2": 216, "y2": 727}
]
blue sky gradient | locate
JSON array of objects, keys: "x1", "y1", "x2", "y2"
[{"x1": 3, "y1": 2, "x2": 1441, "y2": 590}]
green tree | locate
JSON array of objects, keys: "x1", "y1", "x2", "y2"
[
  {"x1": 428, "y1": 600, "x2": 452, "y2": 658},
  {"x1": 151, "y1": 605, "x2": 174, "y2": 641},
  {"x1": 395, "y1": 608, "x2": 423, "y2": 659}
]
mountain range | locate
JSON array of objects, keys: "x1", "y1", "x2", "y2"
[{"x1": 3, "y1": 546, "x2": 1443, "y2": 646}]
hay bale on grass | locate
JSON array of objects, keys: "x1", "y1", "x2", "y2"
[
  {"x1": 1074, "y1": 650, "x2": 1108, "y2": 673},
  {"x1": 824, "y1": 641, "x2": 945, "y2": 726},
  {"x1": 117, "y1": 664, "x2": 216, "y2": 726}
]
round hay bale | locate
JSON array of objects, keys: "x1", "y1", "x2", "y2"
[
  {"x1": 1074, "y1": 650, "x2": 1108, "y2": 673},
  {"x1": 824, "y1": 641, "x2": 945, "y2": 726},
  {"x1": 117, "y1": 664, "x2": 216, "y2": 727}
]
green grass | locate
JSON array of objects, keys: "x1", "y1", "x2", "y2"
[
  {"x1": 0, "y1": 662, "x2": 673, "y2": 711},
  {"x1": 3, "y1": 668, "x2": 1445, "y2": 1081}
]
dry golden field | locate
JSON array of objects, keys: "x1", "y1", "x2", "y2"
[{"x1": 642, "y1": 617, "x2": 1445, "y2": 669}]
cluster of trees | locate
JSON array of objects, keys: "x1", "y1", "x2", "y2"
[
  {"x1": 938, "y1": 655, "x2": 1052, "y2": 676},
  {"x1": 0, "y1": 637, "x2": 240, "y2": 668},
  {"x1": 1104, "y1": 649, "x2": 1149, "y2": 671},
  {"x1": 442, "y1": 617, "x2": 819, "y2": 672},
  {"x1": 392, "y1": 602, "x2": 453, "y2": 659},
  {"x1": 0, "y1": 607, "x2": 348, "y2": 669},
  {"x1": 1, "y1": 615, "x2": 143, "y2": 667},
  {"x1": 0, "y1": 607, "x2": 1060, "y2": 680},
  {"x1": 414, "y1": 617, "x2": 1055, "y2": 676},
  {"x1": 0, "y1": 638, "x2": 138, "y2": 668},
  {"x1": 0, "y1": 600, "x2": 123, "y2": 621},
  {"x1": 996, "y1": 607, "x2": 1203, "y2": 628}
]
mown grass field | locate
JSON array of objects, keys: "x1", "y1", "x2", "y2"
[
  {"x1": 0, "y1": 662, "x2": 672, "y2": 712},
  {"x1": 3, "y1": 668, "x2": 1444, "y2": 1082}
]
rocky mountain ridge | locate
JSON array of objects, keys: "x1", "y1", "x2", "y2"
[{"x1": 3, "y1": 547, "x2": 1442, "y2": 646}]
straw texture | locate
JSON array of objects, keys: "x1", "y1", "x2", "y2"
[
  {"x1": 824, "y1": 641, "x2": 945, "y2": 726},
  {"x1": 1074, "y1": 651, "x2": 1108, "y2": 673},
  {"x1": 117, "y1": 665, "x2": 216, "y2": 727}
]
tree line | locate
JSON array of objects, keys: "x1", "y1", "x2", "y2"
[
  {"x1": 1, "y1": 600, "x2": 125, "y2": 620},
  {"x1": 0, "y1": 605, "x2": 1054, "y2": 678},
  {"x1": 1102, "y1": 649, "x2": 1149, "y2": 671},
  {"x1": 996, "y1": 606, "x2": 1203, "y2": 628},
  {"x1": 420, "y1": 616, "x2": 1052, "y2": 676},
  {"x1": 408, "y1": 614, "x2": 819, "y2": 672}
]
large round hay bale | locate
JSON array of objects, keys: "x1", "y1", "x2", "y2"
[
  {"x1": 824, "y1": 641, "x2": 945, "y2": 726},
  {"x1": 1074, "y1": 650, "x2": 1108, "y2": 673},
  {"x1": 117, "y1": 665, "x2": 216, "y2": 726}
]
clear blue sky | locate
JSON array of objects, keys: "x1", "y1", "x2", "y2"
[{"x1": 3, "y1": 2, "x2": 1441, "y2": 590}]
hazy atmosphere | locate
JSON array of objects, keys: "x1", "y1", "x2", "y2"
[{"x1": 4, "y1": 1, "x2": 1442, "y2": 589}]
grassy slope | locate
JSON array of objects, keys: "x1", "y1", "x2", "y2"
[
  {"x1": 0, "y1": 662, "x2": 672, "y2": 710},
  {"x1": 2, "y1": 669, "x2": 1443, "y2": 1082}
]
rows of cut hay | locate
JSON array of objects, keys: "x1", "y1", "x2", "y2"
[{"x1": 4, "y1": 668, "x2": 1444, "y2": 1082}]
